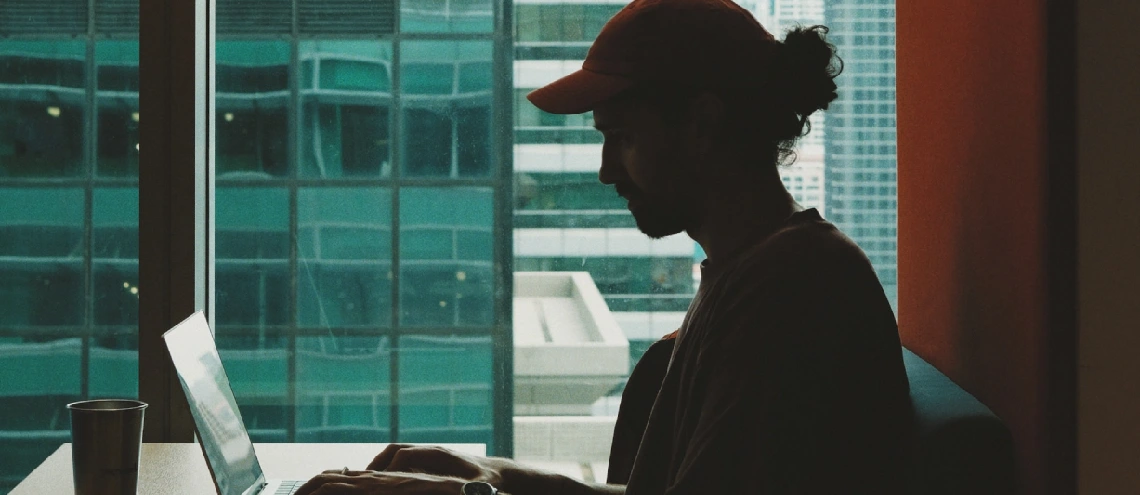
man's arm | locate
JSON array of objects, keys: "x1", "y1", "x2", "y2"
[{"x1": 500, "y1": 464, "x2": 626, "y2": 495}]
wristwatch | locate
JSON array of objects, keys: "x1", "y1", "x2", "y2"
[{"x1": 461, "y1": 481, "x2": 499, "y2": 495}]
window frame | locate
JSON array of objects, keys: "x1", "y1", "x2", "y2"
[{"x1": 138, "y1": 0, "x2": 214, "y2": 442}]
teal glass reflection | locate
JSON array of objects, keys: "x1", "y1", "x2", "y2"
[
  {"x1": 397, "y1": 335, "x2": 493, "y2": 447},
  {"x1": 216, "y1": 41, "x2": 290, "y2": 178},
  {"x1": 94, "y1": 188, "x2": 139, "y2": 326},
  {"x1": 216, "y1": 335, "x2": 291, "y2": 443},
  {"x1": 514, "y1": 4, "x2": 620, "y2": 43},
  {"x1": 402, "y1": 0, "x2": 493, "y2": 34},
  {"x1": 216, "y1": 187, "x2": 290, "y2": 327},
  {"x1": 296, "y1": 336, "x2": 391, "y2": 442},
  {"x1": 0, "y1": 41, "x2": 86, "y2": 178},
  {"x1": 96, "y1": 41, "x2": 140, "y2": 177},
  {"x1": 299, "y1": 41, "x2": 393, "y2": 178},
  {"x1": 401, "y1": 41, "x2": 493, "y2": 178},
  {"x1": 297, "y1": 188, "x2": 392, "y2": 328},
  {"x1": 0, "y1": 337, "x2": 81, "y2": 491},
  {"x1": 93, "y1": 188, "x2": 139, "y2": 259},
  {"x1": 514, "y1": 172, "x2": 625, "y2": 211},
  {"x1": 89, "y1": 332, "x2": 138, "y2": 399},
  {"x1": 399, "y1": 188, "x2": 493, "y2": 327},
  {"x1": 0, "y1": 188, "x2": 84, "y2": 327}
]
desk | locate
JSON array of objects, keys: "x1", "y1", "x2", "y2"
[{"x1": 11, "y1": 443, "x2": 486, "y2": 494}]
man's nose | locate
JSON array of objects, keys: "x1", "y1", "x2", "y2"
[{"x1": 598, "y1": 149, "x2": 621, "y2": 185}]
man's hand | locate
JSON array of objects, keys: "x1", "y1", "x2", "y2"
[
  {"x1": 359, "y1": 444, "x2": 627, "y2": 495},
  {"x1": 294, "y1": 470, "x2": 466, "y2": 495},
  {"x1": 366, "y1": 444, "x2": 508, "y2": 487}
]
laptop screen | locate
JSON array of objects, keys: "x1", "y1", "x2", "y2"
[{"x1": 164, "y1": 312, "x2": 265, "y2": 495}]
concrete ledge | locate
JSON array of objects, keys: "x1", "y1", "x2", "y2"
[
  {"x1": 514, "y1": 272, "x2": 629, "y2": 413},
  {"x1": 514, "y1": 415, "x2": 617, "y2": 463}
]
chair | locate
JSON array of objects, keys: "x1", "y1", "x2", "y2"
[{"x1": 903, "y1": 349, "x2": 1016, "y2": 495}]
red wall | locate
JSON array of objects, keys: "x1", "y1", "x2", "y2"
[{"x1": 896, "y1": 1, "x2": 1059, "y2": 493}]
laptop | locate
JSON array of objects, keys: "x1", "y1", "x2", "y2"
[{"x1": 163, "y1": 311, "x2": 305, "y2": 495}]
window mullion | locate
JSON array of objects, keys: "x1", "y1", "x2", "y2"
[{"x1": 138, "y1": 0, "x2": 215, "y2": 442}]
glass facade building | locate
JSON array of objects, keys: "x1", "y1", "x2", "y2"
[
  {"x1": 0, "y1": 0, "x2": 513, "y2": 491},
  {"x1": 209, "y1": 0, "x2": 514, "y2": 453},
  {"x1": 0, "y1": 28, "x2": 141, "y2": 495},
  {"x1": 822, "y1": 0, "x2": 899, "y2": 307}
]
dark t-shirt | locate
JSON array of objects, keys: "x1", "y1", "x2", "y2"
[{"x1": 607, "y1": 208, "x2": 912, "y2": 494}]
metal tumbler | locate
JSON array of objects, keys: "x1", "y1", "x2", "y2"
[{"x1": 67, "y1": 399, "x2": 148, "y2": 495}]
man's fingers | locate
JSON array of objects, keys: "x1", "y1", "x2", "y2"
[
  {"x1": 295, "y1": 474, "x2": 355, "y2": 495},
  {"x1": 387, "y1": 448, "x2": 451, "y2": 474},
  {"x1": 311, "y1": 482, "x2": 360, "y2": 495},
  {"x1": 386, "y1": 449, "x2": 423, "y2": 473},
  {"x1": 387, "y1": 447, "x2": 480, "y2": 480},
  {"x1": 321, "y1": 469, "x2": 367, "y2": 476},
  {"x1": 367, "y1": 443, "x2": 414, "y2": 471}
]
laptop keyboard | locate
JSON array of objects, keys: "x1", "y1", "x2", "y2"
[{"x1": 274, "y1": 481, "x2": 302, "y2": 495}]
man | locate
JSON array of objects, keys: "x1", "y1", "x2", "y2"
[{"x1": 298, "y1": 1, "x2": 912, "y2": 493}]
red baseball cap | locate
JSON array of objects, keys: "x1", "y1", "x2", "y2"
[{"x1": 526, "y1": 0, "x2": 779, "y2": 115}]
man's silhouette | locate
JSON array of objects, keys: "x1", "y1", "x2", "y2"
[{"x1": 298, "y1": 1, "x2": 911, "y2": 493}]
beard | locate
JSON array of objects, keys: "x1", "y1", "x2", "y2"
[{"x1": 628, "y1": 194, "x2": 693, "y2": 239}]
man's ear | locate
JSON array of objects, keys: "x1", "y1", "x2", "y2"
[{"x1": 687, "y1": 91, "x2": 725, "y2": 156}]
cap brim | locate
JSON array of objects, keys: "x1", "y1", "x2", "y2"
[{"x1": 526, "y1": 69, "x2": 636, "y2": 115}]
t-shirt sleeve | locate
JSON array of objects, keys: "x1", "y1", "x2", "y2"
[
  {"x1": 664, "y1": 242, "x2": 905, "y2": 494},
  {"x1": 608, "y1": 336, "x2": 678, "y2": 484}
]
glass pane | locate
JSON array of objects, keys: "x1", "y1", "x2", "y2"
[
  {"x1": 96, "y1": 41, "x2": 140, "y2": 177},
  {"x1": 515, "y1": 172, "x2": 624, "y2": 211},
  {"x1": 0, "y1": 41, "x2": 86, "y2": 178},
  {"x1": 218, "y1": 335, "x2": 290, "y2": 443},
  {"x1": 92, "y1": 187, "x2": 139, "y2": 405},
  {"x1": 89, "y1": 332, "x2": 138, "y2": 399},
  {"x1": 213, "y1": 0, "x2": 508, "y2": 457},
  {"x1": 402, "y1": 0, "x2": 494, "y2": 34},
  {"x1": 216, "y1": 41, "x2": 290, "y2": 179},
  {"x1": 299, "y1": 41, "x2": 393, "y2": 178},
  {"x1": 0, "y1": 337, "x2": 79, "y2": 489},
  {"x1": 401, "y1": 41, "x2": 493, "y2": 178},
  {"x1": 399, "y1": 188, "x2": 493, "y2": 328},
  {"x1": 1, "y1": 8, "x2": 139, "y2": 488},
  {"x1": 296, "y1": 336, "x2": 391, "y2": 442},
  {"x1": 216, "y1": 187, "x2": 291, "y2": 327},
  {"x1": 397, "y1": 335, "x2": 493, "y2": 447},
  {"x1": 823, "y1": 0, "x2": 899, "y2": 307},
  {"x1": 297, "y1": 187, "x2": 392, "y2": 328},
  {"x1": 0, "y1": 189, "x2": 85, "y2": 327},
  {"x1": 94, "y1": 188, "x2": 139, "y2": 326}
]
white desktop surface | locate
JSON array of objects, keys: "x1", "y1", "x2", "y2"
[{"x1": 11, "y1": 443, "x2": 486, "y2": 495}]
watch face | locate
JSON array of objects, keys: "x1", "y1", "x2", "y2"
[{"x1": 462, "y1": 482, "x2": 497, "y2": 495}]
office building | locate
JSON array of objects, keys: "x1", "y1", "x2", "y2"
[
  {"x1": 0, "y1": 1, "x2": 513, "y2": 491},
  {"x1": 822, "y1": 0, "x2": 899, "y2": 307}
]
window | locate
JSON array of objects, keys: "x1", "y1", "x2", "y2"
[
  {"x1": 211, "y1": 3, "x2": 507, "y2": 453},
  {"x1": 0, "y1": 16, "x2": 138, "y2": 493}
]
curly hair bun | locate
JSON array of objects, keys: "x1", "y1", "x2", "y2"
[{"x1": 773, "y1": 25, "x2": 843, "y2": 118}]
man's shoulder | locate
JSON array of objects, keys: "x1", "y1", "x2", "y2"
[{"x1": 734, "y1": 215, "x2": 873, "y2": 282}]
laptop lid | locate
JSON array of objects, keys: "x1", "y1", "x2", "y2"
[{"x1": 163, "y1": 311, "x2": 267, "y2": 495}]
